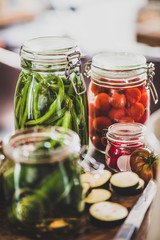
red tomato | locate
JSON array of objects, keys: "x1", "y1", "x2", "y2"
[
  {"x1": 128, "y1": 102, "x2": 145, "y2": 121},
  {"x1": 90, "y1": 81, "x2": 108, "y2": 95},
  {"x1": 90, "y1": 82, "x2": 101, "y2": 95},
  {"x1": 139, "y1": 91, "x2": 149, "y2": 108},
  {"x1": 93, "y1": 116, "x2": 111, "y2": 132},
  {"x1": 139, "y1": 110, "x2": 149, "y2": 124},
  {"x1": 92, "y1": 136, "x2": 106, "y2": 151},
  {"x1": 110, "y1": 91, "x2": 126, "y2": 108},
  {"x1": 89, "y1": 102, "x2": 100, "y2": 118},
  {"x1": 126, "y1": 88, "x2": 141, "y2": 104},
  {"x1": 108, "y1": 108, "x2": 126, "y2": 122},
  {"x1": 119, "y1": 116, "x2": 134, "y2": 123},
  {"x1": 95, "y1": 93, "x2": 111, "y2": 114}
]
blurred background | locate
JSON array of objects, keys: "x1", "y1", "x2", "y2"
[{"x1": 0, "y1": 0, "x2": 160, "y2": 139}]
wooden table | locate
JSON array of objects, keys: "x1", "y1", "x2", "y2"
[{"x1": 0, "y1": 145, "x2": 151, "y2": 240}]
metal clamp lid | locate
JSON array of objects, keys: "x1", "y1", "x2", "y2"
[
  {"x1": 65, "y1": 51, "x2": 86, "y2": 95},
  {"x1": 83, "y1": 60, "x2": 92, "y2": 78},
  {"x1": 146, "y1": 62, "x2": 158, "y2": 104}
]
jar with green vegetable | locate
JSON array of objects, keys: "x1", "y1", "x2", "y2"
[
  {"x1": 2, "y1": 127, "x2": 84, "y2": 237},
  {"x1": 14, "y1": 36, "x2": 88, "y2": 147}
]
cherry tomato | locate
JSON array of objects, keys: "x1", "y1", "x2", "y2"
[
  {"x1": 139, "y1": 110, "x2": 149, "y2": 124},
  {"x1": 108, "y1": 108, "x2": 126, "y2": 122},
  {"x1": 92, "y1": 136, "x2": 106, "y2": 151},
  {"x1": 93, "y1": 116, "x2": 111, "y2": 132},
  {"x1": 90, "y1": 81, "x2": 108, "y2": 95},
  {"x1": 126, "y1": 88, "x2": 141, "y2": 104},
  {"x1": 89, "y1": 102, "x2": 100, "y2": 118},
  {"x1": 139, "y1": 91, "x2": 149, "y2": 108},
  {"x1": 119, "y1": 116, "x2": 134, "y2": 123},
  {"x1": 130, "y1": 148, "x2": 158, "y2": 184},
  {"x1": 110, "y1": 91, "x2": 126, "y2": 108},
  {"x1": 95, "y1": 93, "x2": 111, "y2": 114},
  {"x1": 128, "y1": 102, "x2": 144, "y2": 121},
  {"x1": 90, "y1": 81, "x2": 101, "y2": 95}
]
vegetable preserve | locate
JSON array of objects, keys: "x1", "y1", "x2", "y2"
[
  {"x1": 14, "y1": 36, "x2": 88, "y2": 147},
  {"x1": 84, "y1": 52, "x2": 158, "y2": 152},
  {"x1": 2, "y1": 127, "x2": 84, "y2": 237},
  {"x1": 105, "y1": 122, "x2": 146, "y2": 172}
]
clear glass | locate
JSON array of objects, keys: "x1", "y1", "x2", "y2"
[
  {"x1": 88, "y1": 52, "x2": 151, "y2": 152},
  {"x1": 2, "y1": 127, "x2": 84, "y2": 238},
  {"x1": 105, "y1": 123, "x2": 146, "y2": 172},
  {"x1": 14, "y1": 36, "x2": 88, "y2": 147}
]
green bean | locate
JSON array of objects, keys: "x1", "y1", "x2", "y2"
[
  {"x1": 71, "y1": 106, "x2": 79, "y2": 134},
  {"x1": 45, "y1": 108, "x2": 66, "y2": 125},
  {"x1": 21, "y1": 83, "x2": 32, "y2": 129},
  {"x1": 19, "y1": 80, "x2": 31, "y2": 128},
  {"x1": 33, "y1": 72, "x2": 43, "y2": 83},
  {"x1": 33, "y1": 83, "x2": 41, "y2": 120},
  {"x1": 55, "y1": 118, "x2": 63, "y2": 126},
  {"x1": 62, "y1": 111, "x2": 72, "y2": 129},
  {"x1": 25, "y1": 76, "x2": 64, "y2": 125}
]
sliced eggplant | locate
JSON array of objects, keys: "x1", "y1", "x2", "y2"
[
  {"x1": 85, "y1": 189, "x2": 111, "y2": 204},
  {"x1": 82, "y1": 182, "x2": 91, "y2": 197},
  {"x1": 130, "y1": 178, "x2": 145, "y2": 195},
  {"x1": 89, "y1": 201, "x2": 128, "y2": 225},
  {"x1": 81, "y1": 170, "x2": 111, "y2": 188},
  {"x1": 110, "y1": 171, "x2": 140, "y2": 194}
]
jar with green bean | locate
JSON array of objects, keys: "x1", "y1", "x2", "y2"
[{"x1": 14, "y1": 36, "x2": 88, "y2": 147}]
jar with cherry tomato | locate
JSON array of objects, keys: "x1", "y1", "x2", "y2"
[
  {"x1": 105, "y1": 122, "x2": 146, "y2": 172},
  {"x1": 84, "y1": 52, "x2": 158, "y2": 152}
]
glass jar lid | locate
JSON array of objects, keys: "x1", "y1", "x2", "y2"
[
  {"x1": 92, "y1": 52, "x2": 146, "y2": 71},
  {"x1": 3, "y1": 127, "x2": 81, "y2": 164},
  {"x1": 107, "y1": 122, "x2": 146, "y2": 143},
  {"x1": 91, "y1": 52, "x2": 148, "y2": 82},
  {"x1": 20, "y1": 36, "x2": 80, "y2": 65}
]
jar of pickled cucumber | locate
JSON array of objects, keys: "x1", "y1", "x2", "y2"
[
  {"x1": 84, "y1": 52, "x2": 158, "y2": 152},
  {"x1": 105, "y1": 122, "x2": 146, "y2": 172},
  {"x1": 14, "y1": 36, "x2": 88, "y2": 147},
  {"x1": 2, "y1": 127, "x2": 84, "y2": 238}
]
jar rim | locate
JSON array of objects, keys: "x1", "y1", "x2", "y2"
[
  {"x1": 107, "y1": 122, "x2": 146, "y2": 143},
  {"x1": 2, "y1": 127, "x2": 81, "y2": 164},
  {"x1": 89, "y1": 52, "x2": 148, "y2": 86},
  {"x1": 20, "y1": 36, "x2": 80, "y2": 64},
  {"x1": 92, "y1": 52, "x2": 146, "y2": 71}
]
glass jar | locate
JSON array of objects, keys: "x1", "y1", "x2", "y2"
[
  {"x1": 105, "y1": 122, "x2": 146, "y2": 172},
  {"x1": 14, "y1": 36, "x2": 88, "y2": 147},
  {"x1": 2, "y1": 127, "x2": 84, "y2": 238},
  {"x1": 84, "y1": 52, "x2": 158, "y2": 152}
]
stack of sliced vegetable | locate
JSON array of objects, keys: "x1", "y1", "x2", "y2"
[{"x1": 81, "y1": 170, "x2": 145, "y2": 225}]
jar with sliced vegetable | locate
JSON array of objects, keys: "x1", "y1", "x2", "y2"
[
  {"x1": 2, "y1": 127, "x2": 84, "y2": 237},
  {"x1": 105, "y1": 122, "x2": 146, "y2": 172},
  {"x1": 84, "y1": 52, "x2": 158, "y2": 152},
  {"x1": 14, "y1": 36, "x2": 88, "y2": 147}
]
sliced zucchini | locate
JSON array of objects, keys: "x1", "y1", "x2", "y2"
[
  {"x1": 85, "y1": 189, "x2": 111, "y2": 204},
  {"x1": 89, "y1": 201, "x2": 128, "y2": 225},
  {"x1": 110, "y1": 171, "x2": 140, "y2": 194},
  {"x1": 82, "y1": 182, "x2": 91, "y2": 197},
  {"x1": 81, "y1": 170, "x2": 111, "y2": 188}
]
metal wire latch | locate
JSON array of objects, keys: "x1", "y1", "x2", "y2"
[
  {"x1": 65, "y1": 51, "x2": 86, "y2": 95},
  {"x1": 146, "y1": 62, "x2": 158, "y2": 104},
  {"x1": 83, "y1": 60, "x2": 92, "y2": 78}
]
